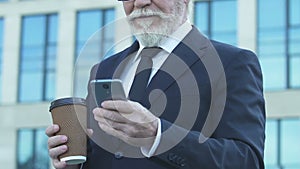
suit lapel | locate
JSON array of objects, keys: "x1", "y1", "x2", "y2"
[
  {"x1": 98, "y1": 41, "x2": 139, "y2": 79},
  {"x1": 145, "y1": 27, "x2": 210, "y2": 101},
  {"x1": 113, "y1": 41, "x2": 140, "y2": 78}
]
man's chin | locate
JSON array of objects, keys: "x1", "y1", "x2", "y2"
[
  {"x1": 135, "y1": 33, "x2": 165, "y2": 47},
  {"x1": 129, "y1": 20, "x2": 173, "y2": 47}
]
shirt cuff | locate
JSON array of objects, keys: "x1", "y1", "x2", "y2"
[{"x1": 141, "y1": 118, "x2": 162, "y2": 158}]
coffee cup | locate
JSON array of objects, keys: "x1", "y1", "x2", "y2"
[{"x1": 49, "y1": 97, "x2": 87, "y2": 165}]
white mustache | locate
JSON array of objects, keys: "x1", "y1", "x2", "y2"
[{"x1": 127, "y1": 8, "x2": 170, "y2": 21}]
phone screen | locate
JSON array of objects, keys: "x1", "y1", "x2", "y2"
[{"x1": 90, "y1": 79, "x2": 127, "y2": 106}]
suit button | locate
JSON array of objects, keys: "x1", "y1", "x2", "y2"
[
  {"x1": 177, "y1": 158, "x2": 186, "y2": 167},
  {"x1": 114, "y1": 152, "x2": 123, "y2": 159},
  {"x1": 168, "y1": 153, "x2": 177, "y2": 162}
]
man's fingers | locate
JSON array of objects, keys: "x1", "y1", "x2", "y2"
[
  {"x1": 101, "y1": 100, "x2": 134, "y2": 114},
  {"x1": 48, "y1": 135, "x2": 68, "y2": 149},
  {"x1": 93, "y1": 107, "x2": 129, "y2": 123},
  {"x1": 98, "y1": 121, "x2": 129, "y2": 140},
  {"x1": 97, "y1": 114, "x2": 147, "y2": 139},
  {"x1": 49, "y1": 145, "x2": 68, "y2": 159},
  {"x1": 98, "y1": 121, "x2": 149, "y2": 147},
  {"x1": 45, "y1": 124, "x2": 59, "y2": 137},
  {"x1": 97, "y1": 116, "x2": 129, "y2": 137}
]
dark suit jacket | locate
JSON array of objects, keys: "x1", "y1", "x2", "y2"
[{"x1": 83, "y1": 27, "x2": 265, "y2": 169}]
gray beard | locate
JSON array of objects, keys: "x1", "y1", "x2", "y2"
[
  {"x1": 133, "y1": 24, "x2": 170, "y2": 47},
  {"x1": 127, "y1": 5, "x2": 184, "y2": 47}
]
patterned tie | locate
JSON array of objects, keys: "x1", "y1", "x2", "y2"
[{"x1": 129, "y1": 47, "x2": 162, "y2": 102}]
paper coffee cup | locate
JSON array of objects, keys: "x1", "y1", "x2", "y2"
[{"x1": 49, "y1": 97, "x2": 87, "y2": 165}]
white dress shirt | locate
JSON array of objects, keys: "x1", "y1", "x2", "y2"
[{"x1": 119, "y1": 21, "x2": 192, "y2": 157}]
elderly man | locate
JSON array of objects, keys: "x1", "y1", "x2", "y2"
[{"x1": 46, "y1": 0, "x2": 266, "y2": 168}]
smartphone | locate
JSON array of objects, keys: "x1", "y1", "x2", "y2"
[{"x1": 90, "y1": 79, "x2": 127, "y2": 106}]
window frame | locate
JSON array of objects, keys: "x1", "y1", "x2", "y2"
[{"x1": 18, "y1": 14, "x2": 58, "y2": 102}]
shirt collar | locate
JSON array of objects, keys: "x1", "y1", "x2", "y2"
[
  {"x1": 159, "y1": 21, "x2": 192, "y2": 53},
  {"x1": 134, "y1": 21, "x2": 192, "y2": 61}
]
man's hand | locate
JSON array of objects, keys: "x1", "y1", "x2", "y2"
[
  {"x1": 45, "y1": 125, "x2": 93, "y2": 169},
  {"x1": 45, "y1": 124, "x2": 68, "y2": 169},
  {"x1": 93, "y1": 100, "x2": 159, "y2": 147}
]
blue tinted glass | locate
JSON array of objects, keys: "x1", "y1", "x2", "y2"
[
  {"x1": 290, "y1": 56, "x2": 300, "y2": 88},
  {"x1": 259, "y1": 0, "x2": 300, "y2": 90},
  {"x1": 289, "y1": 28, "x2": 300, "y2": 55},
  {"x1": 17, "y1": 129, "x2": 34, "y2": 168},
  {"x1": 19, "y1": 72, "x2": 43, "y2": 102},
  {"x1": 289, "y1": 28, "x2": 300, "y2": 88},
  {"x1": 194, "y1": 3, "x2": 209, "y2": 36},
  {"x1": 194, "y1": 0, "x2": 237, "y2": 45},
  {"x1": 76, "y1": 10, "x2": 103, "y2": 56},
  {"x1": 260, "y1": 56, "x2": 286, "y2": 90},
  {"x1": 288, "y1": 0, "x2": 300, "y2": 89},
  {"x1": 20, "y1": 47, "x2": 44, "y2": 71},
  {"x1": 103, "y1": 9, "x2": 115, "y2": 40},
  {"x1": 264, "y1": 120, "x2": 278, "y2": 167},
  {"x1": 45, "y1": 15, "x2": 58, "y2": 101},
  {"x1": 19, "y1": 14, "x2": 58, "y2": 102},
  {"x1": 290, "y1": 0, "x2": 300, "y2": 26},
  {"x1": 48, "y1": 14, "x2": 58, "y2": 44},
  {"x1": 258, "y1": 0, "x2": 287, "y2": 90},
  {"x1": 281, "y1": 119, "x2": 300, "y2": 167},
  {"x1": 17, "y1": 128, "x2": 49, "y2": 169},
  {"x1": 103, "y1": 9, "x2": 116, "y2": 57},
  {"x1": 22, "y1": 16, "x2": 46, "y2": 46},
  {"x1": 211, "y1": 1, "x2": 237, "y2": 31},
  {"x1": 259, "y1": 0, "x2": 286, "y2": 29},
  {"x1": 45, "y1": 71, "x2": 55, "y2": 101},
  {"x1": 0, "y1": 19, "x2": 3, "y2": 47},
  {"x1": 76, "y1": 9, "x2": 116, "y2": 58},
  {"x1": 258, "y1": 30, "x2": 286, "y2": 56},
  {"x1": 46, "y1": 45, "x2": 57, "y2": 69},
  {"x1": 104, "y1": 9, "x2": 115, "y2": 24},
  {"x1": 34, "y1": 129, "x2": 50, "y2": 168},
  {"x1": 0, "y1": 18, "x2": 3, "y2": 102},
  {"x1": 74, "y1": 9, "x2": 115, "y2": 97}
]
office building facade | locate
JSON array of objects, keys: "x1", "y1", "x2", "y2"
[{"x1": 0, "y1": 0, "x2": 299, "y2": 169}]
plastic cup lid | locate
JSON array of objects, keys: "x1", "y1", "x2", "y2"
[{"x1": 49, "y1": 97, "x2": 86, "y2": 111}]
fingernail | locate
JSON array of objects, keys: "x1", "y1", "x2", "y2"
[
  {"x1": 62, "y1": 145, "x2": 68, "y2": 151},
  {"x1": 61, "y1": 136, "x2": 68, "y2": 142},
  {"x1": 53, "y1": 124, "x2": 59, "y2": 130}
]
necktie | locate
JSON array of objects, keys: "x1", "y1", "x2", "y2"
[{"x1": 129, "y1": 47, "x2": 162, "y2": 102}]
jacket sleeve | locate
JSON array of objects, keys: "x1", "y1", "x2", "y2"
[{"x1": 152, "y1": 49, "x2": 266, "y2": 169}]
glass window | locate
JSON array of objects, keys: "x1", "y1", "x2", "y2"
[
  {"x1": 0, "y1": 18, "x2": 3, "y2": 102},
  {"x1": 265, "y1": 120, "x2": 278, "y2": 168},
  {"x1": 289, "y1": 0, "x2": 300, "y2": 88},
  {"x1": 258, "y1": 0, "x2": 286, "y2": 90},
  {"x1": 264, "y1": 118, "x2": 300, "y2": 169},
  {"x1": 194, "y1": 2, "x2": 209, "y2": 35},
  {"x1": 17, "y1": 128, "x2": 49, "y2": 169},
  {"x1": 194, "y1": 0, "x2": 237, "y2": 45},
  {"x1": 258, "y1": 0, "x2": 300, "y2": 90},
  {"x1": 290, "y1": 0, "x2": 300, "y2": 26},
  {"x1": 281, "y1": 119, "x2": 300, "y2": 168},
  {"x1": 18, "y1": 14, "x2": 58, "y2": 102},
  {"x1": 74, "y1": 9, "x2": 115, "y2": 97}
]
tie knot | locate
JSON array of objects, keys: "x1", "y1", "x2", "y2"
[{"x1": 140, "y1": 47, "x2": 162, "y2": 59}]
